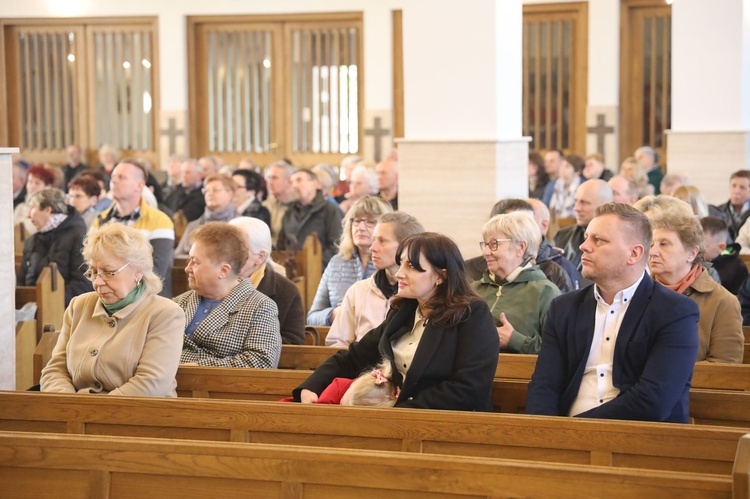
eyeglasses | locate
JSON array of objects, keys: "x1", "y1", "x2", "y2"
[
  {"x1": 352, "y1": 218, "x2": 378, "y2": 228},
  {"x1": 479, "y1": 238, "x2": 512, "y2": 251},
  {"x1": 84, "y1": 262, "x2": 130, "y2": 282}
]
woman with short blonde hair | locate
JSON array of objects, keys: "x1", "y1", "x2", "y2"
[
  {"x1": 41, "y1": 223, "x2": 185, "y2": 395},
  {"x1": 307, "y1": 195, "x2": 393, "y2": 326}
]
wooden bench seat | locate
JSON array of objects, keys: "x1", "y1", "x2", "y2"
[
  {"x1": 0, "y1": 430, "x2": 738, "y2": 499},
  {"x1": 0, "y1": 391, "x2": 746, "y2": 476}
]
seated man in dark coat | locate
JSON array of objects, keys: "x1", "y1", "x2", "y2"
[
  {"x1": 527, "y1": 204, "x2": 699, "y2": 423},
  {"x1": 277, "y1": 169, "x2": 344, "y2": 268},
  {"x1": 701, "y1": 216, "x2": 747, "y2": 295}
]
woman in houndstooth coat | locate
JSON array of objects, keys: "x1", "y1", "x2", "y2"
[{"x1": 175, "y1": 222, "x2": 281, "y2": 368}]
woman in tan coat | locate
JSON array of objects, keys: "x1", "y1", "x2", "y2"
[
  {"x1": 649, "y1": 213, "x2": 744, "y2": 363},
  {"x1": 41, "y1": 224, "x2": 185, "y2": 395}
]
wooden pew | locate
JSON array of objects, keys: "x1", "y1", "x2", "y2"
[
  {"x1": 14, "y1": 263, "x2": 65, "y2": 342},
  {"x1": 14, "y1": 321, "x2": 36, "y2": 390},
  {"x1": 304, "y1": 325, "x2": 330, "y2": 346},
  {"x1": 278, "y1": 345, "x2": 342, "y2": 370},
  {"x1": 32, "y1": 328, "x2": 60, "y2": 385},
  {"x1": 173, "y1": 256, "x2": 189, "y2": 297},
  {"x1": 272, "y1": 234, "x2": 322, "y2": 312},
  {"x1": 278, "y1": 348, "x2": 750, "y2": 392},
  {"x1": 0, "y1": 392, "x2": 746, "y2": 477},
  {"x1": 0, "y1": 430, "x2": 737, "y2": 499},
  {"x1": 173, "y1": 367, "x2": 750, "y2": 426}
]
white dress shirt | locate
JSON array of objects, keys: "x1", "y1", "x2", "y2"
[
  {"x1": 569, "y1": 272, "x2": 645, "y2": 416},
  {"x1": 392, "y1": 308, "x2": 428, "y2": 383}
]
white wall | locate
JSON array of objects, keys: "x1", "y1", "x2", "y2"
[{"x1": 672, "y1": 0, "x2": 748, "y2": 131}]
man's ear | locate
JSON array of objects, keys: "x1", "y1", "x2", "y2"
[
  {"x1": 718, "y1": 241, "x2": 727, "y2": 252},
  {"x1": 629, "y1": 244, "x2": 645, "y2": 264}
]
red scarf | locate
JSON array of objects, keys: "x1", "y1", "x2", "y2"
[{"x1": 652, "y1": 263, "x2": 703, "y2": 295}]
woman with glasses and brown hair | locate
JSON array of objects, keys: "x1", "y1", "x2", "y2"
[
  {"x1": 40, "y1": 223, "x2": 185, "y2": 395},
  {"x1": 472, "y1": 212, "x2": 560, "y2": 354},
  {"x1": 307, "y1": 195, "x2": 393, "y2": 326}
]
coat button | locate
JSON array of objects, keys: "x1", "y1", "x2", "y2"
[
  {"x1": 94, "y1": 381, "x2": 102, "y2": 389},
  {"x1": 108, "y1": 320, "x2": 116, "y2": 327},
  {"x1": 407, "y1": 397, "x2": 413, "y2": 401},
  {"x1": 91, "y1": 349, "x2": 98, "y2": 356}
]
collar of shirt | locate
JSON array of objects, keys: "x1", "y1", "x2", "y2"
[{"x1": 593, "y1": 271, "x2": 645, "y2": 307}]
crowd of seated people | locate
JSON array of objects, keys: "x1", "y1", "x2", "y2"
[{"x1": 11, "y1": 143, "x2": 750, "y2": 424}]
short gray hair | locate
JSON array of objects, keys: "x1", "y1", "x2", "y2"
[
  {"x1": 28, "y1": 187, "x2": 67, "y2": 214},
  {"x1": 482, "y1": 211, "x2": 541, "y2": 260},
  {"x1": 229, "y1": 217, "x2": 273, "y2": 264}
]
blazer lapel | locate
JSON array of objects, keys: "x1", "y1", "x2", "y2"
[
  {"x1": 191, "y1": 280, "x2": 248, "y2": 342},
  {"x1": 402, "y1": 321, "x2": 444, "y2": 393},
  {"x1": 614, "y1": 274, "x2": 654, "y2": 362},
  {"x1": 573, "y1": 289, "x2": 598, "y2": 365}
]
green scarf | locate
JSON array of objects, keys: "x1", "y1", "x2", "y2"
[{"x1": 101, "y1": 282, "x2": 145, "y2": 316}]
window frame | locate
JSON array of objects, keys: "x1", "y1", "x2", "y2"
[
  {"x1": 187, "y1": 12, "x2": 364, "y2": 167},
  {"x1": 0, "y1": 16, "x2": 160, "y2": 167}
]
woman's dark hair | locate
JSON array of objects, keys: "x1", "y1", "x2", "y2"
[{"x1": 392, "y1": 232, "x2": 479, "y2": 326}]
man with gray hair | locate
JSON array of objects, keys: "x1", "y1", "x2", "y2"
[
  {"x1": 263, "y1": 160, "x2": 298, "y2": 245},
  {"x1": 553, "y1": 179, "x2": 613, "y2": 271},
  {"x1": 528, "y1": 203, "x2": 699, "y2": 422},
  {"x1": 635, "y1": 146, "x2": 663, "y2": 195},
  {"x1": 230, "y1": 216, "x2": 306, "y2": 345},
  {"x1": 165, "y1": 158, "x2": 205, "y2": 222},
  {"x1": 608, "y1": 175, "x2": 639, "y2": 205}
]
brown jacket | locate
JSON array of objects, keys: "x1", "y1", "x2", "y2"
[{"x1": 685, "y1": 268, "x2": 744, "y2": 363}]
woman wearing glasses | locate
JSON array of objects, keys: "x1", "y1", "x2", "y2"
[
  {"x1": 307, "y1": 196, "x2": 393, "y2": 326},
  {"x1": 40, "y1": 224, "x2": 185, "y2": 395},
  {"x1": 326, "y1": 211, "x2": 424, "y2": 347},
  {"x1": 473, "y1": 212, "x2": 560, "y2": 354}
]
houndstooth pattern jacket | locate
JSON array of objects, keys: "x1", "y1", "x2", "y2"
[{"x1": 176, "y1": 279, "x2": 281, "y2": 368}]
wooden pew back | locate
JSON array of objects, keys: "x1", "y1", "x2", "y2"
[
  {"x1": 0, "y1": 392, "x2": 746, "y2": 477},
  {"x1": 278, "y1": 345, "x2": 342, "y2": 370},
  {"x1": 14, "y1": 263, "x2": 65, "y2": 342},
  {"x1": 33, "y1": 328, "x2": 60, "y2": 385},
  {"x1": 174, "y1": 366, "x2": 750, "y2": 427},
  {"x1": 272, "y1": 234, "x2": 322, "y2": 311},
  {"x1": 0, "y1": 430, "x2": 735, "y2": 499},
  {"x1": 173, "y1": 256, "x2": 188, "y2": 297}
]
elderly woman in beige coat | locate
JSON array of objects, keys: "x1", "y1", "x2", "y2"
[
  {"x1": 649, "y1": 213, "x2": 744, "y2": 363},
  {"x1": 41, "y1": 224, "x2": 185, "y2": 395}
]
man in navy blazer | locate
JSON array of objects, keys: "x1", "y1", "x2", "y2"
[{"x1": 527, "y1": 203, "x2": 699, "y2": 423}]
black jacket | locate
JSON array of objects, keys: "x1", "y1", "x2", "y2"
[
  {"x1": 294, "y1": 299, "x2": 499, "y2": 411},
  {"x1": 166, "y1": 185, "x2": 206, "y2": 222},
  {"x1": 18, "y1": 208, "x2": 92, "y2": 305},
  {"x1": 711, "y1": 201, "x2": 750, "y2": 242},
  {"x1": 277, "y1": 191, "x2": 344, "y2": 268},
  {"x1": 241, "y1": 199, "x2": 272, "y2": 228},
  {"x1": 256, "y1": 267, "x2": 305, "y2": 345},
  {"x1": 711, "y1": 243, "x2": 748, "y2": 295}
]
